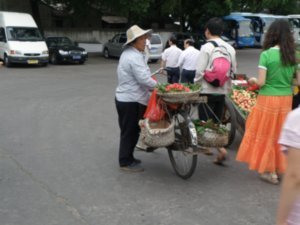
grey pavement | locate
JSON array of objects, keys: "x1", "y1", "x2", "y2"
[{"x1": 0, "y1": 49, "x2": 278, "y2": 225}]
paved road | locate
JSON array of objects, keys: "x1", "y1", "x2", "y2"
[{"x1": 0, "y1": 49, "x2": 279, "y2": 225}]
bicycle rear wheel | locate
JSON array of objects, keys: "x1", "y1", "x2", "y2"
[
  {"x1": 222, "y1": 97, "x2": 237, "y2": 147},
  {"x1": 168, "y1": 112, "x2": 197, "y2": 179}
]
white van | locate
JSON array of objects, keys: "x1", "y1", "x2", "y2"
[{"x1": 0, "y1": 11, "x2": 49, "y2": 67}]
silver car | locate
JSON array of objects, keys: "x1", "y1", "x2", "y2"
[
  {"x1": 103, "y1": 33, "x2": 126, "y2": 58},
  {"x1": 103, "y1": 33, "x2": 163, "y2": 62}
]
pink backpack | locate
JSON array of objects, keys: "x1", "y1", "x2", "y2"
[{"x1": 204, "y1": 41, "x2": 232, "y2": 87}]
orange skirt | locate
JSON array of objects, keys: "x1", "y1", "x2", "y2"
[{"x1": 236, "y1": 95, "x2": 292, "y2": 174}]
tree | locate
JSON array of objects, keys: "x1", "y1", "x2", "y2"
[
  {"x1": 159, "y1": 0, "x2": 231, "y2": 32},
  {"x1": 230, "y1": 0, "x2": 299, "y2": 14}
]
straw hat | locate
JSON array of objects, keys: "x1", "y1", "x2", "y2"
[{"x1": 123, "y1": 25, "x2": 152, "y2": 46}]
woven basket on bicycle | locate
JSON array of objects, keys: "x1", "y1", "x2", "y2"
[
  {"x1": 157, "y1": 89, "x2": 201, "y2": 104},
  {"x1": 139, "y1": 118, "x2": 175, "y2": 147},
  {"x1": 197, "y1": 128, "x2": 229, "y2": 148}
]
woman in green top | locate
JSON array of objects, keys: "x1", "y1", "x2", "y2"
[{"x1": 236, "y1": 19, "x2": 300, "y2": 184}]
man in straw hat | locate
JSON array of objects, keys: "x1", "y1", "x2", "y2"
[{"x1": 115, "y1": 25, "x2": 157, "y2": 172}]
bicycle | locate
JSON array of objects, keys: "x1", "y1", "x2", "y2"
[{"x1": 144, "y1": 69, "x2": 235, "y2": 179}]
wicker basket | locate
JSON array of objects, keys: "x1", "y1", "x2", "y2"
[
  {"x1": 157, "y1": 89, "x2": 201, "y2": 103},
  {"x1": 197, "y1": 129, "x2": 229, "y2": 147},
  {"x1": 139, "y1": 119, "x2": 175, "y2": 147}
]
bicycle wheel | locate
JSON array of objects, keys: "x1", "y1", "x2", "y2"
[
  {"x1": 222, "y1": 97, "x2": 237, "y2": 147},
  {"x1": 167, "y1": 112, "x2": 197, "y2": 179}
]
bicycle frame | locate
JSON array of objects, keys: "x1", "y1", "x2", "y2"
[{"x1": 168, "y1": 103, "x2": 198, "y2": 148}]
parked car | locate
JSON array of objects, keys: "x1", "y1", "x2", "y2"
[
  {"x1": 147, "y1": 33, "x2": 163, "y2": 62},
  {"x1": 0, "y1": 11, "x2": 49, "y2": 67},
  {"x1": 103, "y1": 33, "x2": 126, "y2": 58},
  {"x1": 103, "y1": 33, "x2": 163, "y2": 62},
  {"x1": 45, "y1": 36, "x2": 88, "y2": 64}
]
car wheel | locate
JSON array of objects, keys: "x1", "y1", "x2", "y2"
[
  {"x1": 4, "y1": 55, "x2": 11, "y2": 67},
  {"x1": 50, "y1": 54, "x2": 58, "y2": 65},
  {"x1": 103, "y1": 48, "x2": 110, "y2": 58}
]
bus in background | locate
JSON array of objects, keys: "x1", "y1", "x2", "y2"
[
  {"x1": 288, "y1": 15, "x2": 300, "y2": 44},
  {"x1": 222, "y1": 15, "x2": 255, "y2": 48},
  {"x1": 230, "y1": 12, "x2": 264, "y2": 46},
  {"x1": 230, "y1": 12, "x2": 277, "y2": 47}
]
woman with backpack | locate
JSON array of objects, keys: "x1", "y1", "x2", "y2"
[{"x1": 236, "y1": 19, "x2": 300, "y2": 184}]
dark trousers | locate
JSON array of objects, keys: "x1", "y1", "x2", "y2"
[
  {"x1": 181, "y1": 69, "x2": 196, "y2": 83},
  {"x1": 115, "y1": 99, "x2": 146, "y2": 166},
  {"x1": 292, "y1": 93, "x2": 300, "y2": 109},
  {"x1": 166, "y1": 67, "x2": 180, "y2": 83},
  {"x1": 198, "y1": 94, "x2": 225, "y2": 123}
]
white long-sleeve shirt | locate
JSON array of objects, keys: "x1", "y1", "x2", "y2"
[
  {"x1": 116, "y1": 46, "x2": 157, "y2": 105},
  {"x1": 161, "y1": 45, "x2": 182, "y2": 68},
  {"x1": 177, "y1": 46, "x2": 200, "y2": 71}
]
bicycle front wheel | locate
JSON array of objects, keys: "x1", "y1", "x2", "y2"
[{"x1": 168, "y1": 112, "x2": 197, "y2": 179}]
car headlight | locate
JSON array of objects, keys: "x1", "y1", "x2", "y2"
[
  {"x1": 9, "y1": 50, "x2": 22, "y2": 55},
  {"x1": 42, "y1": 50, "x2": 49, "y2": 55},
  {"x1": 59, "y1": 50, "x2": 69, "y2": 55},
  {"x1": 82, "y1": 51, "x2": 87, "y2": 55}
]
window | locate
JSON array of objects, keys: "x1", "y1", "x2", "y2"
[
  {"x1": 150, "y1": 35, "x2": 161, "y2": 44},
  {"x1": 0, "y1": 27, "x2": 5, "y2": 41}
]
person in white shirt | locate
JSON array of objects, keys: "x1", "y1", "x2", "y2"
[
  {"x1": 160, "y1": 36, "x2": 182, "y2": 83},
  {"x1": 177, "y1": 39, "x2": 200, "y2": 83},
  {"x1": 144, "y1": 38, "x2": 151, "y2": 63},
  {"x1": 194, "y1": 17, "x2": 237, "y2": 164}
]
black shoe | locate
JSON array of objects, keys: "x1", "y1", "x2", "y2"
[
  {"x1": 120, "y1": 161, "x2": 144, "y2": 172},
  {"x1": 133, "y1": 158, "x2": 142, "y2": 164}
]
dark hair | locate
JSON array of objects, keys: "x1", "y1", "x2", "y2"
[
  {"x1": 169, "y1": 35, "x2": 177, "y2": 45},
  {"x1": 185, "y1": 39, "x2": 194, "y2": 46},
  {"x1": 263, "y1": 19, "x2": 296, "y2": 66},
  {"x1": 204, "y1": 17, "x2": 224, "y2": 36}
]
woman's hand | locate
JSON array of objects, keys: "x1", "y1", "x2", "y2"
[{"x1": 248, "y1": 77, "x2": 258, "y2": 85}]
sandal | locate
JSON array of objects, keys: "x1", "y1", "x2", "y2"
[
  {"x1": 213, "y1": 148, "x2": 227, "y2": 166},
  {"x1": 260, "y1": 172, "x2": 279, "y2": 185}
]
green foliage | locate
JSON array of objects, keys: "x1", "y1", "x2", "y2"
[
  {"x1": 230, "y1": 0, "x2": 299, "y2": 14},
  {"x1": 193, "y1": 119, "x2": 228, "y2": 134},
  {"x1": 156, "y1": 83, "x2": 201, "y2": 93},
  {"x1": 30, "y1": 0, "x2": 300, "y2": 30}
]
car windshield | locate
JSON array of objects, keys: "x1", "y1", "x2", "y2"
[
  {"x1": 150, "y1": 35, "x2": 161, "y2": 44},
  {"x1": 6, "y1": 27, "x2": 43, "y2": 41},
  {"x1": 47, "y1": 37, "x2": 73, "y2": 47}
]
